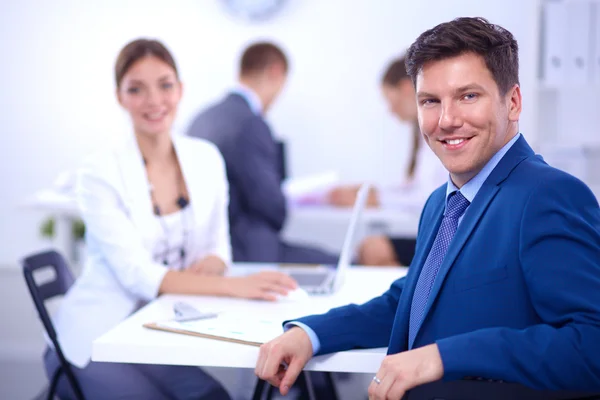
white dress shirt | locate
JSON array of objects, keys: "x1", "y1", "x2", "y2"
[{"x1": 51, "y1": 133, "x2": 231, "y2": 368}]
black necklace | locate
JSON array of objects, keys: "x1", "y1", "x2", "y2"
[{"x1": 145, "y1": 158, "x2": 191, "y2": 270}]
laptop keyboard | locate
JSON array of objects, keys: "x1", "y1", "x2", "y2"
[{"x1": 290, "y1": 273, "x2": 328, "y2": 287}]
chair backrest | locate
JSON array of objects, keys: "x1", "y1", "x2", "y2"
[
  {"x1": 276, "y1": 140, "x2": 287, "y2": 180},
  {"x1": 404, "y1": 379, "x2": 600, "y2": 400},
  {"x1": 22, "y1": 250, "x2": 75, "y2": 341}
]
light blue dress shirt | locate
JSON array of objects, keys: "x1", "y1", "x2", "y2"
[
  {"x1": 447, "y1": 132, "x2": 522, "y2": 224},
  {"x1": 230, "y1": 84, "x2": 263, "y2": 116},
  {"x1": 286, "y1": 133, "x2": 522, "y2": 355}
]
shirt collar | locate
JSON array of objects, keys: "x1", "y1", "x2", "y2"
[
  {"x1": 231, "y1": 83, "x2": 263, "y2": 115},
  {"x1": 446, "y1": 133, "x2": 522, "y2": 203}
]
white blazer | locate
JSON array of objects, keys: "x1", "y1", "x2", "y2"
[{"x1": 52, "y1": 133, "x2": 231, "y2": 368}]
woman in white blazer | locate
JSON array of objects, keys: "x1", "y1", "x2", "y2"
[
  {"x1": 328, "y1": 56, "x2": 447, "y2": 266},
  {"x1": 43, "y1": 39, "x2": 297, "y2": 400}
]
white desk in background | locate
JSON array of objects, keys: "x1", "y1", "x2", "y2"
[
  {"x1": 92, "y1": 265, "x2": 408, "y2": 373},
  {"x1": 283, "y1": 204, "x2": 420, "y2": 255},
  {"x1": 21, "y1": 189, "x2": 80, "y2": 266},
  {"x1": 22, "y1": 189, "x2": 79, "y2": 216},
  {"x1": 22, "y1": 188, "x2": 421, "y2": 265}
]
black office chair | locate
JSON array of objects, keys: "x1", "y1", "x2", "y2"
[
  {"x1": 402, "y1": 379, "x2": 600, "y2": 400},
  {"x1": 275, "y1": 140, "x2": 288, "y2": 181},
  {"x1": 22, "y1": 249, "x2": 85, "y2": 400},
  {"x1": 252, "y1": 371, "x2": 339, "y2": 400}
]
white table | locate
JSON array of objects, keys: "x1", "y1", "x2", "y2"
[{"x1": 92, "y1": 265, "x2": 408, "y2": 374}]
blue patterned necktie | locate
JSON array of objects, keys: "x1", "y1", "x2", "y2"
[{"x1": 408, "y1": 191, "x2": 470, "y2": 348}]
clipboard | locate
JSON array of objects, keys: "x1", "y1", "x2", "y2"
[
  {"x1": 143, "y1": 322, "x2": 264, "y2": 347},
  {"x1": 142, "y1": 314, "x2": 285, "y2": 347}
]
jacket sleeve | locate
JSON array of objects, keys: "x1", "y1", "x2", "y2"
[
  {"x1": 229, "y1": 116, "x2": 287, "y2": 231},
  {"x1": 290, "y1": 192, "x2": 439, "y2": 355},
  {"x1": 436, "y1": 174, "x2": 600, "y2": 391},
  {"x1": 76, "y1": 154, "x2": 168, "y2": 301},
  {"x1": 294, "y1": 276, "x2": 406, "y2": 355}
]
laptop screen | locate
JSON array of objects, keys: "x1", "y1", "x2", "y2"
[{"x1": 330, "y1": 183, "x2": 371, "y2": 291}]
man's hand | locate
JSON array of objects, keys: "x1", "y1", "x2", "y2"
[
  {"x1": 255, "y1": 327, "x2": 314, "y2": 396},
  {"x1": 188, "y1": 255, "x2": 227, "y2": 276},
  {"x1": 368, "y1": 344, "x2": 444, "y2": 400}
]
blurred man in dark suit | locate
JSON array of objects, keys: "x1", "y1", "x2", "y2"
[{"x1": 187, "y1": 42, "x2": 338, "y2": 264}]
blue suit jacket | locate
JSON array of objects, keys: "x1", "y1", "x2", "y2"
[
  {"x1": 297, "y1": 136, "x2": 600, "y2": 391},
  {"x1": 187, "y1": 93, "x2": 338, "y2": 264}
]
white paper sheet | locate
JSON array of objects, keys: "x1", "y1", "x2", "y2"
[
  {"x1": 282, "y1": 171, "x2": 339, "y2": 202},
  {"x1": 155, "y1": 313, "x2": 285, "y2": 345}
]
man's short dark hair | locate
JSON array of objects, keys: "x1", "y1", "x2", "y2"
[
  {"x1": 240, "y1": 42, "x2": 288, "y2": 76},
  {"x1": 405, "y1": 17, "x2": 519, "y2": 95}
]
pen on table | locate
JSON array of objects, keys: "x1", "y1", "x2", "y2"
[{"x1": 172, "y1": 301, "x2": 219, "y2": 322}]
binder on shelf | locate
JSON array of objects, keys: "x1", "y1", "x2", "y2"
[
  {"x1": 539, "y1": 142, "x2": 600, "y2": 189},
  {"x1": 566, "y1": 0, "x2": 593, "y2": 85},
  {"x1": 542, "y1": 1, "x2": 568, "y2": 86},
  {"x1": 592, "y1": 1, "x2": 600, "y2": 84}
]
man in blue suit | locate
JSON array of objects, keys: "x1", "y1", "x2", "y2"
[
  {"x1": 255, "y1": 17, "x2": 600, "y2": 399},
  {"x1": 187, "y1": 42, "x2": 337, "y2": 264}
]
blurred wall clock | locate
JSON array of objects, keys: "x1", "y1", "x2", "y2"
[{"x1": 221, "y1": 0, "x2": 288, "y2": 22}]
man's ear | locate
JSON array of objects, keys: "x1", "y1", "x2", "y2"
[{"x1": 507, "y1": 84, "x2": 522, "y2": 122}]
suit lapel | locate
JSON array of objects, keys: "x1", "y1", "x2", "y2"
[
  {"x1": 115, "y1": 134, "x2": 155, "y2": 231},
  {"x1": 400, "y1": 135, "x2": 536, "y2": 348},
  {"x1": 415, "y1": 183, "x2": 500, "y2": 340},
  {"x1": 401, "y1": 199, "x2": 445, "y2": 305},
  {"x1": 173, "y1": 136, "x2": 203, "y2": 262},
  {"x1": 173, "y1": 135, "x2": 197, "y2": 206},
  {"x1": 387, "y1": 192, "x2": 445, "y2": 354},
  {"x1": 174, "y1": 135, "x2": 225, "y2": 263}
]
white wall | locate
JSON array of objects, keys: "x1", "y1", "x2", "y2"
[{"x1": 0, "y1": 0, "x2": 541, "y2": 266}]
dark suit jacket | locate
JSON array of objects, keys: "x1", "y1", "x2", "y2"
[
  {"x1": 297, "y1": 136, "x2": 600, "y2": 393},
  {"x1": 187, "y1": 93, "x2": 338, "y2": 264}
]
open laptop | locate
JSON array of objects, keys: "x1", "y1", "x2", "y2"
[{"x1": 281, "y1": 183, "x2": 371, "y2": 295}]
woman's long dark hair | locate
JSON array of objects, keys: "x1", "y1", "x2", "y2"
[{"x1": 381, "y1": 57, "x2": 420, "y2": 180}]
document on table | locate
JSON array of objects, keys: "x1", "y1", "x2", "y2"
[
  {"x1": 144, "y1": 313, "x2": 285, "y2": 346},
  {"x1": 283, "y1": 171, "x2": 339, "y2": 203}
]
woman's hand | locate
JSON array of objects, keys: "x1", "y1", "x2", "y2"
[
  {"x1": 224, "y1": 271, "x2": 298, "y2": 301},
  {"x1": 328, "y1": 185, "x2": 380, "y2": 207},
  {"x1": 188, "y1": 255, "x2": 227, "y2": 276}
]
